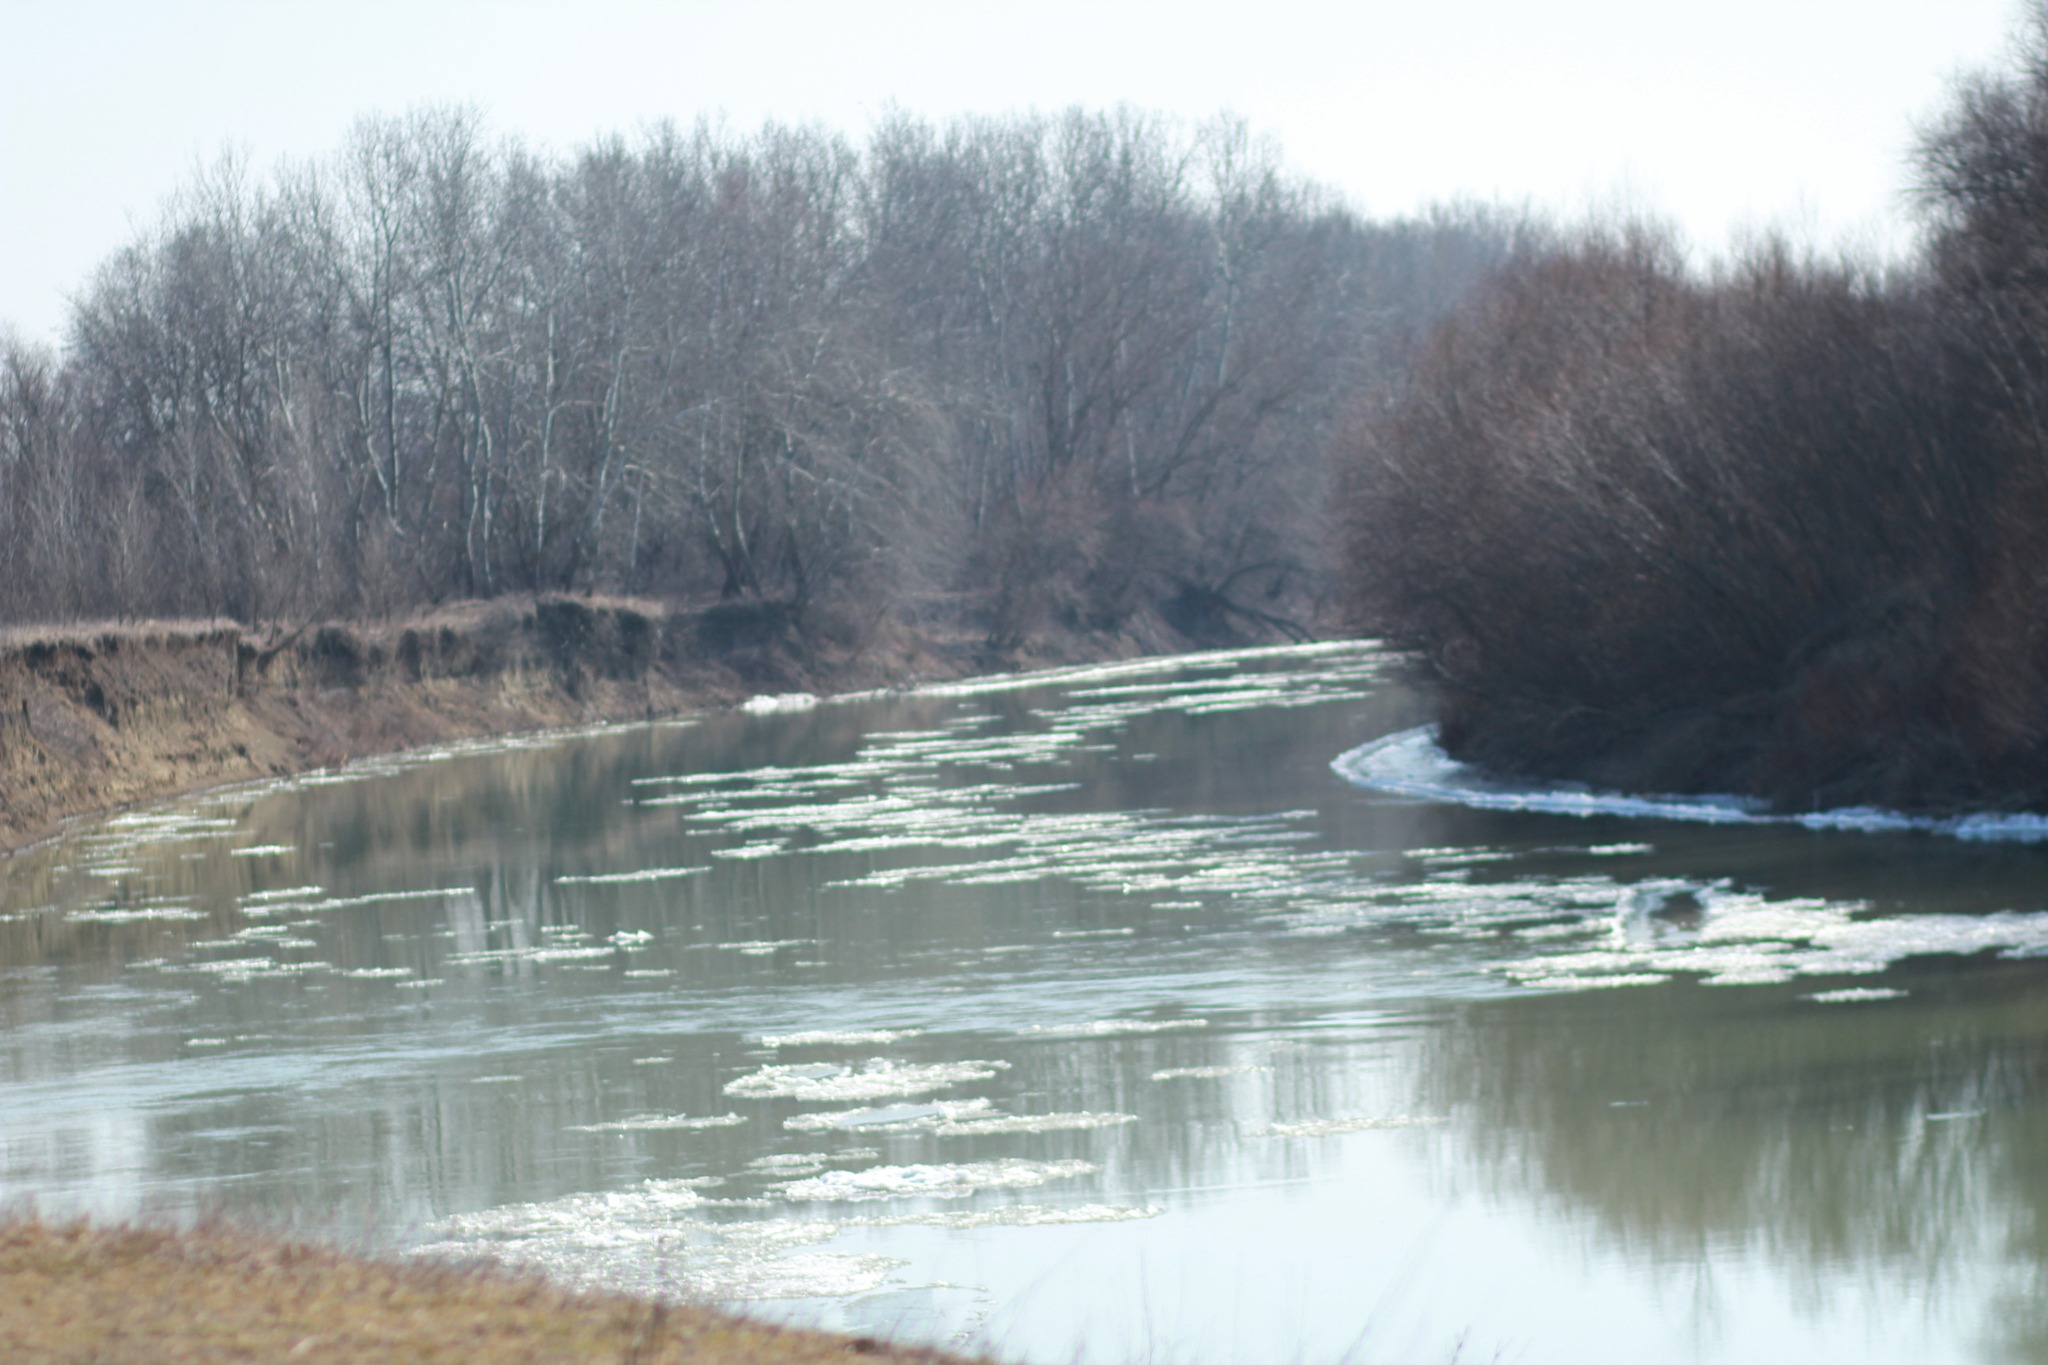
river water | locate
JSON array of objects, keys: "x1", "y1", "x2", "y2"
[{"x1": 6, "y1": 642, "x2": 2048, "y2": 1363}]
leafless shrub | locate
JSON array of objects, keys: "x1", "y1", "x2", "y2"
[{"x1": 1339, "y1": 8, "x2": 2048, "y2": 812}]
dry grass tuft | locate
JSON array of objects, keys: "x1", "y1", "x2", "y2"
[{"x1": 0, "y1": 1217, "x2": 984, "y2": 1365}]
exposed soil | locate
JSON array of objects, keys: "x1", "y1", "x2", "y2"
[{"x1": 0, "y1": 594, "x2": 1181, "y2": 855}]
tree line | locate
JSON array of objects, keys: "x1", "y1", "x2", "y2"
[
  {"x1": 1342, "y1": 3, "x2": 2048, "y2": 813},
  {"x1": 0, "y1": 108, "x2": 1525, "y2": 650}
]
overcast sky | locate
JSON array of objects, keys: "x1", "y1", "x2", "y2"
[{"x1": 0, "y1": 0, "x2": 2027, "y2": 346}]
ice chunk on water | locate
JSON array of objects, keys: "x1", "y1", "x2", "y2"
[
  {"x1": 554, "y1": 866, "x2": 706, "y2": 885},
  {"x1": 1335, "y1": 727, "x2": 1766, "y2": 825},
  {"x1": 418, "y1": 1188, "x2": 897, "y2": 1301},
  {"x1": 783, "y1": 1099, "x2": 995, "y2": 1133},
  {"x1": 852, "y1": 1203, "x2": 1159, "y2": 1229},
  {"x1": 720, "y1": 939, "x2": 813, "y2": 957},
  {"x1": 758, "y1": 1028, "x2": 921, "y2": 1048},
  {"x1": 66, "y1": 905, "x2": 207, "y2": 923},
  {"x1": 725, "y1": 1059, "x2": 1008, "y2": 1103},
  {"x1": 775, "y1": 1159, "x2": 1096, "y2": 1202},
  {"x1": 1509, "y1": 890, "x2": 2048, "y2": 990},
  {"x1": 1029, "y1": 1018, "x2": 1207, "y2": 1038},
  {"x1": 930, "y1": 1111, "x2": 1137, "y2": 1136},
  {"x1": 743, "y1": 692, "x2": 818, "y2": 714},
  {"x1": 1254, "y1": 1115, "x2": 1448, "y2": 1138},
  {"x1": 1151, "y1": 1065, "x2": 1267, "y2": 1081},
  {"x1": 1337, "y1": 725, "x2": 2048, "y2": 843},
  {"x1": 570, "y1": 1112, "x2": 748, "y2": 1132}
]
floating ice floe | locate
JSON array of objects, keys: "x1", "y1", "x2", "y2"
[
  {"x1": 1254, "y1": 1115, "x2": 1448, "y2": 1138},
  {"x1": 720, "y1": 939, "x2": 813, "y2": 957},
  {"x1": 775, "y1": 1159, "x2": 1096, "y2": 1202},
  {"x1": 242, "y1": 885, "x2": 326, "y2": 902},
  {"x1": 571, "y1": 1112, "x2": 748, "y2": 1132},
  {"x1": 928, "y1": 1111, "x2": 1137, "y2": 1136},
  {"x1": 1151, "y1": 1065, "x2": 1267, "y2": 1081},
  {"x1": 743, "y1": 692, "x2": 818, "y2": 714},
  {"x1": 783, "y1": 1099, "x2": 996, "y2": 1132},
  {"x1": 781, "y1": 1098, "x2": 1135, "y2": 1137},
  {"x1": 416, "y1": 1185, "x2": 902, "y2": 1301},
  {"x1": 712, "y1": 842, "x2": 786, "y2": 860},
  {"x1": 725, "y1": 1058, "x2": 1008, "y2": 1103},
  {"x1": 448, "y1": 944, "x2": 614, "y2": 965},
  {"x1": 903, "y1": 639, "x2": 1378, "y2": 702},
  {"x1": 1503, "y1": 885, "x2": 2048, "y2": 990},
  {"x1": 746, "y1": 1153, "x2": 835, "y2": 1173},
  {"x1": 1336, "y1": 725, "x2": 2048, "y2": 842},
  {"x1": 66, "y1": 905, "x2": 207, "y2": 924},
  {"x1": 758, "y1": 1028, "x2": 921, "y2": 1048},
  {"x1": 1029, "y1": 1018, "x2": 1207, "y2": 1038},
  {"x1": 554, "y1": 866, "x2": 706, "y2": 885},
  {"x1": 850, "y1": 1203, "x2": 1159, "y2": 1229},
  {"x1": 181, "y1": 956, "x2": 319, "y2": 981},
  {"x1": 317, "y1": 887, "x2": 472, "y2": 910}
]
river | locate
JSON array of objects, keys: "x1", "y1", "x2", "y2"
[{"x1": 5, "y1": 641, "x2": 2048, "y2": 1363}]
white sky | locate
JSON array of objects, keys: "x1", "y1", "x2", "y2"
[{"x1": 0, "y1": 0, "x2": 2027, "y2": 346}]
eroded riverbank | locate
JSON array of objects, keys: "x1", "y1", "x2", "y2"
[{"x1": 0, "y1": 597, "x2": 1164, "y2": 855}]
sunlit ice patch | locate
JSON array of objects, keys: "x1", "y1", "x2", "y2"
[
  {"x1": 757, "y1": 1028, "x2": 922, "y2": 1048},
  {"x1": 1335, "y1": 726, "x2": 2048, "y2": 842},
  {"x1": 1500, "y1": 884, "x2": 2048, "y2": 990},
  {"x1": 773, "y1": 1158, "x2": 1097, "y2": 1203},
  {"x1": 845, "y1": 1202, "x2": 1158, "y2": 1229},
  {"x1": 724, "y1": 1058, "x2": 1009, "y2": 1103},
  {"x1": 901, "y1": 638, "x2": 1381, "y2": 701},
  {"x1": 415, "y1": 1185, "x2": 901, "y2": 1301},
  {"x1": 783, "y1": 1099, "x2": 995, "y2": 1133}
]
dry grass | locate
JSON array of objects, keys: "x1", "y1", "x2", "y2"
[
  {"x1": 0, "y1": 1217, "x2": 984, "y2": 1365},
  {"x1": 0, "y1": 618, "x2": 243, "y2": 652}
]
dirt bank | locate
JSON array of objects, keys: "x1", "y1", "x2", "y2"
[
  {"x1": 0, "y1": 595, "x2": 1015, "y2": 854},
  {"x1": 0, "y1": 1217, "x2": 979, "y2": 1364}
]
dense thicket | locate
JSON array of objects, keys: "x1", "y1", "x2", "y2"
[
  {"x1": 1342, "y1": 5, "x2": 2048, "y2": 813},
  {"x1": 0, "y1": 109, "x2": 1523, "y2": 651}
]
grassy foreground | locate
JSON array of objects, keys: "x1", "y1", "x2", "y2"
[{"x1": 0, "y1": 1218, "x2": 984, "y2": 1365}]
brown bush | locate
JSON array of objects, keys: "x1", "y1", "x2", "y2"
[
  {"x1": 1340, "y1": 6, "x2": 2048, "y2": 814},
  {"x1": 1339, "y1": 220, "x2": 2016, "y2": 810}
]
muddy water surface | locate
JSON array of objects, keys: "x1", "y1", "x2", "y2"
[{"x1": 6, "y1": 643, "x2": 2048, "y2": 1363}]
